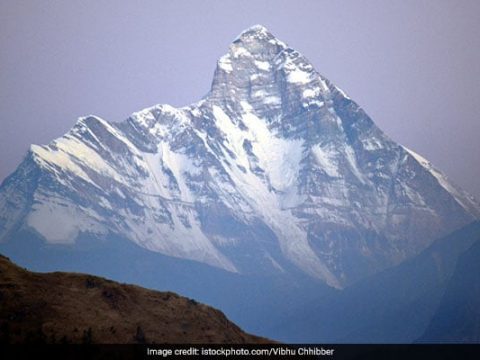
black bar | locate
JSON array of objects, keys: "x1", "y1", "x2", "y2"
[{"x1": 1, "y1": 344, "x2": 480, "y2": 360}]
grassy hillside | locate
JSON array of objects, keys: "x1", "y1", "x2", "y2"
[{"x1": 0, "y1": 254, "x2": 270, "y2": 344}]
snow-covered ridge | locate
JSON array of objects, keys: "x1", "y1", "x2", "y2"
[{"x1": 403, "y1": 146, "x2": 480, "y2": 217}]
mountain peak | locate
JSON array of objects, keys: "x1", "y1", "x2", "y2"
[
  {"x1": 212, "y1": 25, "x2": 324, "y2": 110},
  {"x1": 221, "y1": 25, "x2": 288, "y2": 62},
  {"x1": 235, "y1": 24, "x2": 273, "y2": 40}
]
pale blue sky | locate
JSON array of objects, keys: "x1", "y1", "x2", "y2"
[{"x1": 1, "y1": 0, "x2": 479, "y2": 198}]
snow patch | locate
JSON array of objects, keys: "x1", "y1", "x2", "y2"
[
  {"x1": 158, "y1": 143, "x2": 201, "y2": 203},
  {"x1": 218, "y1": 54, "x2": 233, "y2": 72},
  {"x1": 254, "y1": 60, "x2": 271, "y2": 71},
  {"x1": 212, "y1": 105, "x2": 248, "y2": 166},
  {"x1": 312, "y1": 144, "x2": 340, "y2": 178},
  {"x1": 345, "y1": 145, "x2": 367, "y2": 185},
  {"x1": 287, "y1": 68, "x2": 312, "y2": 84},
  {"x1": 31, "y1": 144, "x2": 97, "y2": 187},
  {"x1": 231, "y1": 45, "x2": 251, "y2": 58},
  {"x1": 264, "y1": 96, "x2": 281, "y2": 105},
  {"x1": 239, "y1": 102, "x2": 304, "y2": 192},
  {"x1": 303, "y1": 88, "x2": 318, "y2": 98},
  {"x1": 282, "y1": 54, "x2": 313, "y2": 84},
  {"x1": 362, "y1": 137, "x2": 384, "y2": 151},
  {"x1": 27, "y1": 196, "x2": 105, "y2": 244}
]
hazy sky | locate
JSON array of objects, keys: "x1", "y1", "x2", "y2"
[{"x1": 1, "y1": 0, "x2": 479, "y2": 198}]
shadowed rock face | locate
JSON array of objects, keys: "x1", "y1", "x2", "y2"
[
  {"x1": 419, "y1": 238, "x2": 480, "y2": 343},
  {"x1": 268, "y1": 221, "x2": 480, "y2": 343},
  {"x1": 0, "y1": 254, "x2": 270, "y2": 344},
  {"x1": 0, "y1": 25, "x2": 479, "y2": 288}
]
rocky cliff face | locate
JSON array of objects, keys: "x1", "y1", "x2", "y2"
[{"x1": 0, "y1": 25, "x2": 478, "y2": 288}]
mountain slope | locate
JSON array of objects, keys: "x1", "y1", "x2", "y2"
[
  {"x1": 0, "y1": 254, "x2": 270, "y2": 344},
  {"x1": 418, "y1": 238, "x2": 480, "y2": 343},
  {"x1": 0, "y1": 25, "x2": 479, "y2": 288},
  {"x1": 270, "y1": 221, "x2": 480, "y2": 343}
]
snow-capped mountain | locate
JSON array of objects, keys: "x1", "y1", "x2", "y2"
[{"x1": 0, "y1": 25, "x2": 479, "y2": 288}]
